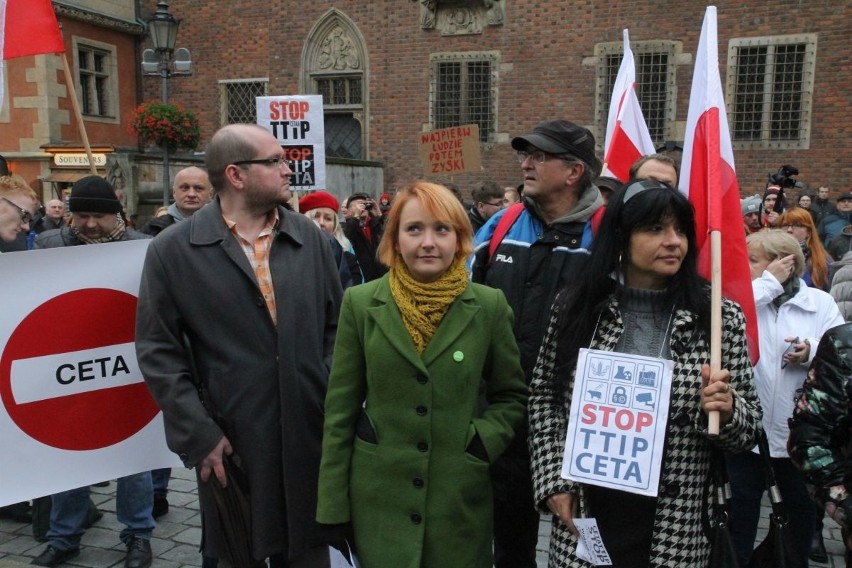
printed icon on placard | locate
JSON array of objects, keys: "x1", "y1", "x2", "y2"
[
  {"x1": 611, "y1": 385, "x2": 630, "y2": 406},
  {"x1": 634, "y1": 389, "x2": 656, "y2": 410},
  {"x1": 637, "y1": 367, "x2": 658, "y2": 388},
  {"x1": 586, "y1": 382, "x2": 607, "y2": 402},
  {"x1": 589, "y1": 359, "x2": 610, "y2": 379},
  {"x1": 613, "y1": 363, "x2": 634, "y2": 382}
]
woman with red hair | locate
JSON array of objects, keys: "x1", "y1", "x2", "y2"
[{"x1": 779, "y1": 207, "x2": 830, "y2": 290}]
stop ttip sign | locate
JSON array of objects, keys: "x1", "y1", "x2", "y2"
[{"x1": 0, "y1": 288, "x2": 160, "y2": 450}]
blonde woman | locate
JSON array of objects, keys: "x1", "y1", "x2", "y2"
[
  {"x1": 300, "y1": 191, "x2": 364, "y2": 286},
  {"x1": 317, "y1": 181, "x2": 527, "y2": 567}
]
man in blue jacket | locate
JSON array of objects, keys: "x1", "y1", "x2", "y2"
[{"x1": 471, "y1": 119, "x2": 603, "y2": 568}]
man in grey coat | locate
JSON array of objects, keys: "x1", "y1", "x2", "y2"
[{"x1": 135, "y1": 124, "x2": 343, "y2": 567}]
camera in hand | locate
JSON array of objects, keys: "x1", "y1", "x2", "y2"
[
  {"x1": 365, "y1": 201, "x2": 374, "y2": 211},
  {"x1": 768, "y1": 164, "x2": 801, "y2": 190}
]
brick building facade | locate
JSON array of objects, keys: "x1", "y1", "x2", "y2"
[
  {"x1": 20, "y1": 0, "x2": 852, "y2": 204},
  {"x1": 0, "y1": 1, "x2": 144, "y2": 202}
]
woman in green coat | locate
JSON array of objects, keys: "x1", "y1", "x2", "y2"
[{"x1": 317, "y1": 181, "x2": 528, "y2": 568}]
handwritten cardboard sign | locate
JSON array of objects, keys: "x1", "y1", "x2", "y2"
[{"x1": 418, "y1": 124, "x2": 482, "y2": 175}]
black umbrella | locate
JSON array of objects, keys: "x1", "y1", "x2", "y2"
[{"x1": 206, "y1": 453, "x2": 266, "y2": 568}]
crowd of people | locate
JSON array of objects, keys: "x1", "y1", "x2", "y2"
[{"x1": 0, "y1": 118, "x2": 851, "y2": 568}]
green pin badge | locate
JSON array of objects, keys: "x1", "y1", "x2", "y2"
[{"x1": 453, "y1": 351, "x2": 464, "y2": 362}]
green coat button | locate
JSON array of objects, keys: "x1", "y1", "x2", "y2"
[{"x1": 453, "y1": 351, "x2": 464, "y2": 362}]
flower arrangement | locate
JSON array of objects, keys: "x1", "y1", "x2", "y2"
[{"x1": 129, "y1": 101, "x2": 200, "y2": 151}]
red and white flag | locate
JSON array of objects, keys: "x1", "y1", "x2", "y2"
[
  {"x1": 603, "y1": 29, "x2": 656, "y2": 182},
  {"x1": 679, "y1": 6, "x2": 759, "y2": 364},
  {"x1": 0, "y1": 0, "x2": 65, "y2": 111}
]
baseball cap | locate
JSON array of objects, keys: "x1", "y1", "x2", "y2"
[{"x1": 511, "y1": 120, "x2": 602, "y2": 177}]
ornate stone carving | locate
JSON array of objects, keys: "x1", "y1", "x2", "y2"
[
  {"x1": 318, "y1": 25, "x2": 361, "y2": 70},
  {"x1": 106, "y1": 154, "x2": 136, "y2": 216},
  {"x1": 416, "y1": 0, "x2": 505, "y2": 35}
]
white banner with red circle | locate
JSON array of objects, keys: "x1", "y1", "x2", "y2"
[{"x1": 0, "y1": 240, "x2": 181, "y2": 506}]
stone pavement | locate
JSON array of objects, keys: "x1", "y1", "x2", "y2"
[{"x1": 0, "y1": 467, "x2": 847, "y2": 567}]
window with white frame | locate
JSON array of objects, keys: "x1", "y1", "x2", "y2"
[
  {"x1": 431, "y1": 52, "x2": 498, "y2": 143},
  {"x1": 595, "y1": 41, "x2": 678, "y2": 146},
  {"x1": 75, "y1": 41, "x2": 117, "y2": 120},
  {"x1": 726, "y1": 34, "x2": 817, "y2": 149},
  {"x1": 218, "y1": 79, "x2": 268, "y2": 125}
]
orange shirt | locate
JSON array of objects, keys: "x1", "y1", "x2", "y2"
[{"x1": 224, "y1": 209, "x2": 280, "y2": 324}]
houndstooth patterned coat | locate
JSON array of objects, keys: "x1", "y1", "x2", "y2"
[{"x1": 529, "y1": 296, "x2": 762, "y2": 568}]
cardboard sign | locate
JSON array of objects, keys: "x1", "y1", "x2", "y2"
[
  {"x1": 419, "y1": 124, "x2": 482, "y2": 175},
  {"x1": 562, "y1": 348, "x2": 673, "y2": 497},
  {"x1": 0, "y1": 242, "x2": 181, "y2": 506},
  {"x1": 256, "y1": 95, "x2": 326, "y2": 190}
]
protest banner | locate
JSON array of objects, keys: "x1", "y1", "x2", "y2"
[
  {"x1": 562, "y1": 348, "x2": 672, "y2": 497},
  {"x1": 256, "y1": 95, "x2": 326, "y2": 190},
  {"x1": 0, "y1": 241, "x2": 180, "y2": 506},
  {"x1": 418, "y1": 124, "x2": 482, "y2": 175}
]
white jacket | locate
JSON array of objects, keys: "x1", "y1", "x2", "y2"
[{"x1": 752, "y1": 272, "x2": 844, "y2": 456}]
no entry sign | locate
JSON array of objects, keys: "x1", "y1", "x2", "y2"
[{"x1": 0, "y1": 288, "x2": 159, "y2": 450}]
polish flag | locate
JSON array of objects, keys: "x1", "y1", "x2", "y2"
[
  {"x1": 0, "y1": 0, "x2": 65, "y2": 110},
  {"x1": 603, "y1": 29, "x2": 656, "y2": 182},
  {"x1": 679, "y1": 6, "x2": 759, "y2": 365}
]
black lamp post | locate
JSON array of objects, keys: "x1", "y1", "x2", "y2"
[{"x1": 142, "y1": 1, "x2": 192, "y2": 206}]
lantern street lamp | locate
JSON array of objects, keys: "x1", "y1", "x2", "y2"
[{"x1": 141, "y1": 1, "x2": 192, "y2": 206}]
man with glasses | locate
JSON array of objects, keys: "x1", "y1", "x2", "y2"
[
  {"x1": 471, "y1": 119, "x2": 603, "y2": 568},
  {"x1": 136, "y1": 124, "x2": 344, "y2": 567},
  {"x1": 467, "y1": 180, "x2": 505, "y2": 234}
]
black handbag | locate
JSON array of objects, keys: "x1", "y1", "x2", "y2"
[
  {"x1": 707, "y1": 449, "x2": 740, "y2": 568},
  {"x1": 749, "y1": 431, "x2": 799, "y2": 568}
]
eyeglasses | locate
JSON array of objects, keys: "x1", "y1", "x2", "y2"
[
  {"x1": 516, "y1": 150, "x2": 576, "y2": 165},
  {"x1": 2, "y1": 196, "x2": 33, "y2": 225},
  {"x1": 516, "y1": 150, "x2": 547, "y2": 164},
  {"x1": 232, "y1": 157, "x2": 289, "y2": 169},
  {"x1": 780, "y1": 223, "x2": 806, "y2": 229},
  {"x1": 482, "y1": 200, "x2": 503, "y2": 208}
]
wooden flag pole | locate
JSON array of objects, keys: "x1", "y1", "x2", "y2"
[
  {"x1": 60, "y1": 53, "x2": 98, "y2": 175},
  {"x1": 708, "y1": 230, "x2": 722, "y2": 435}
]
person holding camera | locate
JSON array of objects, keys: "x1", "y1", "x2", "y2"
[{"x1": 343, "y1": 192, "x2": 388, "y2": 282}]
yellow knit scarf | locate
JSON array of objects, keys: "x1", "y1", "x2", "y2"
[{"x1": 389, "y1": 257, "x2": 469, "y2": 354}]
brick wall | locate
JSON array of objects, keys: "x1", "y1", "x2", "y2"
[{"x1": 142, "y1": 0, "x2": 852, "y2": 200}]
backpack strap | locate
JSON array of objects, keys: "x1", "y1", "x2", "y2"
[{"x1": 487, "y1": 203, "x2": 525, "y2": 265}]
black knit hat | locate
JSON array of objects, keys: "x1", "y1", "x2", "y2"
[
  {"x1": 511, "y1": 120, "x2": 602, "y2": 177},
  {"x1": 69, "y1": 176, "x2": 121, "y2": 214}
]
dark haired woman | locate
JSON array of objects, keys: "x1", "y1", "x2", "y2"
[{"x1": 528, "y1": 180, "x2": 762, "y2": 567}]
